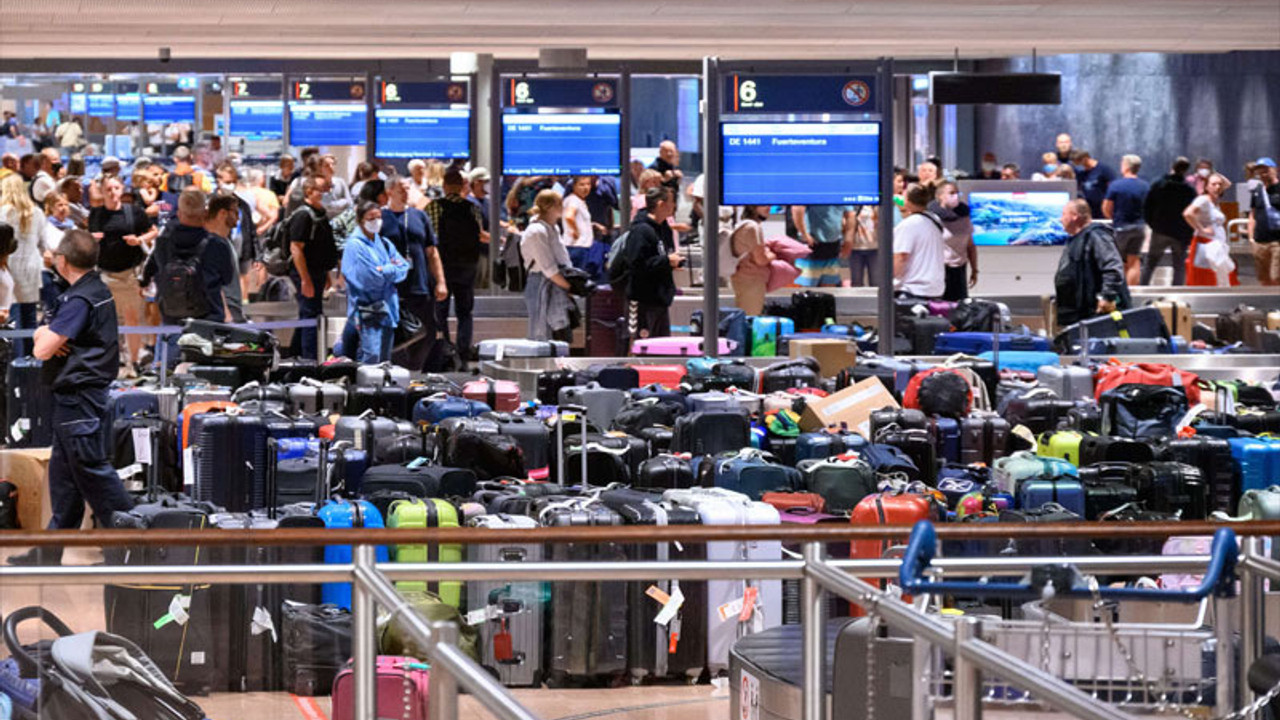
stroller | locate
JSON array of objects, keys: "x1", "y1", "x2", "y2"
[{"x1": 1, "y1": 606, "x2": 206, "y2": 720}]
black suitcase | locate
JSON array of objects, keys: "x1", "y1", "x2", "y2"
[
  {"x1": 1143, "y1": 461, "x2": 1208, "y2": 520},
  {"x1": 1055, "y1": 306, "x2": 1169, "y2": 352},
  {"x1": 360, "y1": 462, "x2": 477, "y2": 499},
  {"x1": 180, "y1": 319, "x2": 278, "y2": 368},
  {"x1": 1234, "y1": 409, "x2": 1280, "y2": 435},
  {"x1": 1158, "y1": 436, "x2": 1237, "y2": 512},
  {"x1": 1078, "y1": 435, "x2": 1156, "y2": 465},
  {"x1": 1066, "y1": 404, "x2": 1103, "y2": 433},
  {"x1": 194, "y1": 412, "x2": 269, "y2": 512},
  {"x1": 281, "y1": 602, "x2": 352, "y2": 696},
  {"x1": 210, "y1": 512, "x2": 286, "y2": 692},
  {"x1": 634, "y1": 454, "x2": 695, "y2": 490},
  {"x1": 540, "y1": 500, "x2": 629, "y2": 686},
  {"x1": 1002, "y1": 397, "x2": 1078, "y2": 435},
  {"x1": 318, "y1": 358, "x2": 359, "y2": 384},
  {"x1": 1080, "y1": 479, "x2": 1140, "y2": 520},
  {"x1": 636, "y1": 426, "x2": 674, "y2": 454},
  {"x1": 263, "y1": 413, "x2": 327, "y2": 442},
  {"x1": 869, "y1": 408, "x2": 927, "y2": 439},
  {"x1": 598, "y1": 488, "x2": 707, "y2": 684},
  {"x1": 269, "y1": 358, "x2": 320, "y2": 384},
  {"x1": 231, "y1": 381, "x2": 294, "y2": 414},
  {"x1": 592, "y1": 365, "x2": 641, "y2": 391},
  {"x1": 900, "y1": 315, "x2": 949, "y2": 354},
  {"x1": 485, "y1": 412, "x2": 552, "y2": 472},
  {"x1": 333, "y1": 413, "x2": 416, "y2": 464},
  {"x1": 959, "y1": 415, "x2": 1010, "y2": 466},
  {"x1": 6, "y1": 357, "x2": 52, "y2": 447},
  {"x1": 346, "y1": 384, "x2": 411, "y2": 419},
  {"x1": 671, "y1": 410, "x2": 751, "y2": 457},
  {"x1": 790, "y1": 290, "x2": 837, "y2": 331},
  {"x1": 875, "y1": 427, "x2": 936, "y2": 484},
  {"x1": 537, "y1": 369, "x2": 579, "y2": 405},
  {"x1": 189, "y1": 364, "x2": 244, "y2": 387},
  {"x1": 445, "y1": 430, "x2": 525, "y2": 481},
  {"x1": 758, "y1": 358, "x2": 821, "y2": 394},
  {"x1": 110, "y1": 412, "x2": 181, "y2": 494}
]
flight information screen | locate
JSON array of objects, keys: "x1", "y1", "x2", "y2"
[
  {"x1": 501, "y1": 112, "x2": 620, "y2": 176},
  {"x1": 375, "y1": 108, "x2": 469, "y2": 159},
  {"x1": 288, "y1": 102, "x2": 367, "y2": 146},
  {"x1": 720, "y1": 121, "x2": 880, "y2": 205},
  {"x1": 87, "y1": 94, "x2": 115, "y2": 117},
  {"x1": 69, "y1": 93, "x2": 87, "y2": 114},
  {"x1": 143, "y1": 96, "x2": 196, "y2": 123},
  {"x1": 115, "y1": 94, "x2": 141, "y2": 121},
  {"x1": 229, "y1": 100, "x2": 284, "y2": 139}
]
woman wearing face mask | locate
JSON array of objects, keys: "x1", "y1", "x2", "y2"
[
  {"x1": 341, "y1": 201, "x2": 409, "y2": 363},
  {"x1": 1182, "y1": 172, "x2": 1238, "y2": 286},
  {"x1": 928, "y1": 180, "x2": 978, "y2": 300},
  {"x1": 1032, "y1": 152, "x2": 1059, "y2": 181},
  {"x1": 1187, "y1": 158, "x2": 1214, "y2": 196}
]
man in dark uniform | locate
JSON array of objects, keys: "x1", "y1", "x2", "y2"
[{"x1": 9, "y1": 229, "x2": 135, "y2": 566}]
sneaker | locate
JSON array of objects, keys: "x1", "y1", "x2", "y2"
[{"x1": 7, "y1": 548, "x2": 61, "y2": 566}]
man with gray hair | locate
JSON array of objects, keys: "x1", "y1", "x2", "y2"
[
  {"x1": 1103, "y1": 153, "x2": 1150, "y2": 285},
  {"x1": 1054, "y1": 199, "x2": 1130, "y2": 327}
]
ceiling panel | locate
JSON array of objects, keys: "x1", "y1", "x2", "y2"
[{"x1": 1, "y1": 0, "x2": 1276, "y2": 60}]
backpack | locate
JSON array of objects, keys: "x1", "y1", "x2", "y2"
[
  {"x1": 167, "y1": 170, "x2": 203, "y2": 193},
  {"x1": 606, "y1": 229, "x2": 633, "y2": 287},
  {"x1": 434, "y1": 198, "x2": 481, "y2": 267},
  {"x1": 902, "y1": 367, "x2": 974, "y2": 419},
  {"x1": 155, "y1": 236, "x2": 211, "y2": 320},
  {"x1": 261, "y1": 207, "x2": 315, "y2": 276}
]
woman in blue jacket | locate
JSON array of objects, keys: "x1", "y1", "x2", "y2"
[{"x1": 342, "y1": 200, "x2": 409, "y2": 363}]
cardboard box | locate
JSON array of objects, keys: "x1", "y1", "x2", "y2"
[
  {"x1": 788, "y1": 337, "x2": 859, "y2": 378},
  {"x1": 0, "y1": 448, "x2": 51, "y2": 532},
  {"x1": 1150, "y1": 300, "x2": 1192, "y2": 339},
  {"x1": 799, "y1": 377, "x2": 899, "y2": 437}
]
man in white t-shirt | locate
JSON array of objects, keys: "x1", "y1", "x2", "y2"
[{"x1": 893, "y1": 183, "x2": 947, "y2": 298}]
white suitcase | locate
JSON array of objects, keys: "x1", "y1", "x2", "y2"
[
  {"x1": 355, "y1": 362, "x2": 411, "y2": 389},
  {"x1": 1035, "y1": 364, "x2": 1094, "y2": 402},
  {"x1": 476, "y1": 339, "x2": 570, "y2": 361},
  {"x1": 662, "y1": 487, "x2": 782, "y2": 673}
]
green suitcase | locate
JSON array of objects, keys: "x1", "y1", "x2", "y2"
[
  {"x1": 1038, "y1": 430, "x2": 1084, "y2": 466},
  {"x1": 389, "y1": 498, "x2": 463, "y2": 607}
]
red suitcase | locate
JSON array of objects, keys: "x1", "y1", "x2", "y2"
[
  {"x1": 462, "y1": 378, "x2": 521, "y2": 413},
  {"x1": 761, "y1": 491, "x2": 827, "y2": 513},
  {"x1": 629, "y1": 364, "x2": 687, "y2": 388},
  {"x1": 850, "y1": 492, "x2": 934, "y2": 614}
]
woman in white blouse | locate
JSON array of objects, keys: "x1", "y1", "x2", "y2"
[
  {"x1": 1182, "y1": 172, "x2": 1237, "y2": 286},
  {"x1": 0, "y1": 174, "x2": 51, "y2": 346},
  {"x1": 519, "y1": 189, "x2": 574, "y2": 340}
]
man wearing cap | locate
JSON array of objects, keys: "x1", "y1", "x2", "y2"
[
  {"x1": 467, "y1": 167, "x2": 500, "y2": 288},
  {"x1": 1248, "y1": 157, "x2": 1280, "y2": 286}
]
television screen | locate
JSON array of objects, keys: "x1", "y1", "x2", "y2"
[
  {"x1": 288, "y1": 102, "x2": 367, "y2": 146},
  {"x1": 968, "y1": 191, "x2": 1072, "y2": 246},
  {"x1": 70, "y1": 93, "x2": 87, "y2": 114},
  {"x1": 375, "y1": 108, "x2": 469, "y2": 159},
  {"x1": 720, "y1": 121, "x2": 880, "y2": 205},
  {"x1": 229, "y1": 100, "x2": 284, "y2": 139},
  {"x1": 143, "y1": 96, "x2": 196, "y2": 123},
  {"x1": 115, "y1": 94, "x2": 141, "y2": 121},
  {"x1": 502, "y1": 113, "x2": 620, "y2": 176},
  {"x1": 87, "y1": 94, "x2": 115, "y2": 117}
]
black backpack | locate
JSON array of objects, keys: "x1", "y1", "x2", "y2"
[
  {"x1": 261, "y1": 207, "x2": 315, "y2": 276},
  {"x1": 434, "y1": 199, "x2": 481, "y2": 267},
  {"x1": 155, "y1": 236, "x2": 211, "y2": 320},
  {"x1": 948, "y1": 298, "x2": 1005, "y2": 333}
]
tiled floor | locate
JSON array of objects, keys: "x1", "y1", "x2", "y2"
[{"x1": 0, "y1": 547, "x2": 730, "y2": 720}]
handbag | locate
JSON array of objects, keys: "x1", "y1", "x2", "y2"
[{"x1": 394, "y1": 309, "x2": 425, "y2": 346}]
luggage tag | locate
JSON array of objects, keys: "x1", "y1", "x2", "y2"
[
  {"x1": 251, "y1": 606, "x2": 279, "y2": 643},
  {"x1": 154, "y1": 593, "x2": 192, "y2": 629},
  {"x1": 651, "y1": 582, "x2": 685, "y2": 627},
  {"x1": 131, "y1": 427, "x2": 153, "y2": 466},
  {"x1": 492, "y1": 618, "x2": 514, "y2": 662},
  {"x1": 668, "y1": 615, "x2": 682, "y2": 654}
]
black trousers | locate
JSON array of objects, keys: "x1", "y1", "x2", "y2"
[{"x1": 435, "y1": 266, "x2": 477, "y2": 363}]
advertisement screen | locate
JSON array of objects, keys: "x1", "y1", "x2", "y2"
[
  {"x1": 968, "y1": 191, "x2": 1071, "y2": 246},
  {"x1": 720, "y1": 122, "x2": 880, "y2": 205}
]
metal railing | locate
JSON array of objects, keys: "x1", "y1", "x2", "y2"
[{"x1": 0, "y1": 522, "x2": 1276, "y2": 720}]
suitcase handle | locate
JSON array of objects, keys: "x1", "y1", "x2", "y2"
[{"x1": 898, "y1": 521, "x2": 1238, "y2": 603}]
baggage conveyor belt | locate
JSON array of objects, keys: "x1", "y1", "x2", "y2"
[
  {"x1": 481, "y1": 354, "x2": 1280, "y2": 398},
  {"x1": 727, "y1": 619, "x2": 854, "y2": 720}
]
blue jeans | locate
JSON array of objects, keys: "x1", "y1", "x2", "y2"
[
  {"x1": 10, "y1": 302, "x2": 37, "y2": 357},
  {"x1": 356, "y1": 319, "x2": 393, "y2": 365},
  {"x1": 47, "y1": 388, "x2": 135, "y2": 554},
  {"x1": 290, "y1": 271, "x2": 326, "y2": 360},
  {"x1": 848, "y1": 249, "x2": 877, "y2": 287}
]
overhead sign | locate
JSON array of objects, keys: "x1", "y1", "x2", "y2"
[
  {"x1": 292, "y1": 80, "x2": 366, "y2": 102},
  {"x1": 380, "y1": 80, "x2": 469, "y2": 106},
  {"x1": 503, "y1": 78, "x2": 618, "y2": 109},
  {"x1": 722, "y1": 74, "x2": 878, "y2": 114},
  {"x1": 229, "y1": 80, "x2": 281, "y2": 98}
]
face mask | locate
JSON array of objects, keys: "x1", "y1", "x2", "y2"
[
  {"x1": 1198, "y1": 168, "x2": 1211, "y2": 178},
  {"x1": 1044, "y1": 164, "x2": 1057, "y2": 174},
  {"x1": 363, "y1": 219, "x2": 383, "y2": 236},
  {"x1": 981, "y1": 162, "x2": 996, "y2": 172},
  {"x1": 219, "y1": 182, "x2": 234, "y2": 191}
]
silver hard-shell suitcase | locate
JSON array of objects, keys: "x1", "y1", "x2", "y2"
[
  {"x1": 466, "y1": 514, "x2": 545, "y2": 687},
  {"x1": 1036, "y1": 364, "x2": 1094, "y2": 402}
]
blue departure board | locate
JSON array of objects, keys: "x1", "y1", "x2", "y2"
[
  {"x1": 115, "y1": 94, "x2": 141, "y2": 121},
  {"x1": 229, "y1": 100, "x2": 284, "y2": 139},
  {"x1": 720, "y1": 122, "x2": 880, "y2": 205},
  {"x1": 375, "y1": 108, "x2": 469, "y2": 159},
  {"x1": 501, "y1": 112, "x2": 620, "y2": 176},
  {"x1": 87, "y1": 94, "x2": 115, "y2": 117},
  {"x1": 143, "y1": 96, "x2": 196, "y2": 123},
  {"x1": 70, "y1": 94, "x2": 87, "y2": 114},
  {"x1": 287, "y1": 102, "x2": 367, "y2": 146}
]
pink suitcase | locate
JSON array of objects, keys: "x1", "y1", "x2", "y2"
[
  {"x1": 630, "y1": 363, "x2": 688, "y2": 388},
  {"x1": 331, "y1": 655, "x2": 429, "y2": 720},
  {"x1": 631, "y1": 337, "x2": 738, "y2": 357},
  {"x1": 927, "y1": 300, "x2": 958, "y2": 318},
  {"x1": 462, "y1": 378, "x2": 522, "y2": 412}
]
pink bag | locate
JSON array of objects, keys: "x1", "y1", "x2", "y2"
[
  {"x1": 462, "y1": 378, "x2": 521, "y2": 412},
  {"x1": 632, "y1": 337, "x2": 739, "y2": 356},
  {"x1": 927, "y1": 300, "x2": 958, "y2": 318},
  {"x1": 1158, "y1": 536, "x2": 1213, "y2": 591},
  {"x1": 767, "y1": 236, "x2": 813, "y2": 263},
  {"x1": 331, "y1": 655, "x2": 429, "y2": 720},
  {"x1": 766, "y1": 259, "x2": 802, "y2": 291}
]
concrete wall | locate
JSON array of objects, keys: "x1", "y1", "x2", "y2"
[{"x1": 974, "y1": 51, "x2": 1280, "y2": 183}]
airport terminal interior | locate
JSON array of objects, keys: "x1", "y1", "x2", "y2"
[{"x1": 0, "y1": 2, "x2": 1279, "y2": 719}]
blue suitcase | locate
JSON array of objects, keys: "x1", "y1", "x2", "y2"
[
  {"x1": 194, "y1": 413, "x2": 270, "y2": 512},
  {"x1": 709, "y1": 451, "x2": 802, "y2": 500},
  {"x1": 317, "y1": 498, "x2": 389, "y2": 609},
  {"x1": 1054, "y1": 306, "x2": 1169, "y2": 352},
  {"x1": 108, "y1": 387, "x2": 160, "y2": 426},
  {"x1": 1017, "y1": 478, "x2": 1086, "y2": 516},
  {"x1": 413, "y1": 396, "x2": 491, "y2": 425},
  {"x1": 929, "y1": 416, "x2": 961, "y2": 464},
  {"x1": 794, "y1": 429, "x2": 869, "y2": 463},
  {"x1": 749, "y1": 316, "x2": 796, "y2": 357},
  {"x1": 935, "y1": 332, "x2": 1052, "y2": 355},
  {"x1": 1229, "y1": 436, "x2": 1280, "y2": 494},
  {"x1": 1083, "y1": 337, "x2": 1172, "y2": 355},
  {"x1": 629, "y1": 384, "x2": 689, "y2": 411},
  {"x1": 977, "y1": 350, "x2": 1061, "y2": 373}
]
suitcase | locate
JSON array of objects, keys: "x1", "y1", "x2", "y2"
[
  {"x1": 209, "y1": 512, "x2": 291, "y2": 692},
  {"x1": 1235, "y1": 409, "x2": 1280, "y2": 435},
  {"x1": 598, "y1": 488, "x2": 708, "y2": 683},
  {"x1": 1216, "y1": 305, "x2": 1267, "y2": 346},
  {"x1": 316, "y1": 497, "x2": 390, "y2": 610},
  {"x1": 475, "y1": 338, "x2": 569, "y2": 360},
  {"x1": 999, "y1": 503, "x2": 1090, "y2": 556},
  {"x1": 189, "y1": 364, "x2": 244, "y2": 387},
  {"x1": 706, "y1": 449, "x2": 803, "y2": 500},
  {"x1": 288, "y1": 378, "x2": 347, "y2": 416},
  {"x1": 536, "y1": 369, "x2": 578, "y2": 405},
  {"x1": 559, "y1": 383, "x2": 628, "y2": 429},
  {"x1": 900, "y1": 315, "x2": 949, "y2": 354},
  {"x1": 538, "y1": 499, "x2": 630, "y2": 685},
  {"x1": 797, "y1": 455, "x2": 877, "y2": 512},
  {"x1": 1149, "y1": 300, "x2": 1193, "y2": 340},
  {"x1": 360, "y1": 462, "x2": 477, "y2": 499},
  {"x1": 749, "y1": 316, "x2": 797, "y2": 357},
  {"x1": 630, "y1": 383, "x2": 689, "y2": 411},
  {"x1": 874, "y1": 427, "x2": 937, "y2": 484},
  {"x1": 194, "y1": 412, "x2": 269, "y2": 512},
  {"x1": 1142, "y1": 462, "x2": 1209, "y2": 520},
  {"x1": 281, "y1": 602, "x2": 352, "y2": 697},
  {"x1": 991, "y1": 451, "x2": 1078, "y2": 493},
  {"x1": 6, "y1": 357, "x2": 52, "y2": 447},
  {"x1": 671, "y1": 410, "x2": 751, "y2": 457},
  {"x1": 928, "y1": 416, "x2": 961, "y2": 464},
  {"x1": 794, "y1": 428, "x2": 869, "y2": 463},
  {"x1": 933, "y1": 332, "x2": 1052, "y2": 355},
  {"x1": 586, "y1": 285, "x2": 630, "y2": 357},
  {"x1": 1038, "y1": 430, "x2": 1084, "y2": 465},
  {"x1": 1018, "y1": 477, "x2": 1086, "y2": 516},
  {"x1": 347, "y1": 384, "x2": 411, "y2": 419},
  {"x1": 630, "y1": 364, "x2": 687, "y2": 388},
  {"x1": 632, "y1": 336, "x2": 738, "y2": 357},
  {"x1": 1085, "y1": 337, "x2": 1171, "y2": 354},
  {"x1": 661, "y1": 488, "x2": 782, "y2": 674},
  {"x1": 590, "y1": 364, "x2": 642, "y2": 391},
  {"x1": 977, "y1": 350, "x2": 1061, "y2": 373},
  {"x1": 445, "y1": 429, "x2": 526, "y2": 481},
  {"x1": 486, "y1": 412, "x2": 552, "y2": 474},
  {"x1": 556, "y1": 432, "x2": 647, "y2": 486},
  {"x1": 790, "y1": 290, "x2": 837, "y2": 331},
  {"x1": 1056, "y1": 306, "x2": 1170, "y2": 350},
  {"x1": 330, "y1": 655, "x2": 429, "y2": 720},
  {"x1": 462, "y1": 378, "x2": 521, "y2": 413},
  {"x1": 387, "y1": 497, "x2": 462, "y2": 605},
  {"x1": 1077, "y1": 434, "x2": 1155, "y2": 465},
  {"x1": 180, "y1": 318, "x2": 277, "y2": 368},
  {"x1": 687, "y1": 390, "x2": 743, "y2": 414},
  {"x1": 960, "y1": 414, "x2": 1010, "y2": 466},
  {"x1": 759, "y1": 359, "x2": 821, "y2": 394},
  {"x1": 413, "y1": 395, "x2": 491, "y2": 426},
  {"x1": 1002, "y1": 396, "x2": 1078, "y2": 436},
  {"x1": 320, "y1": 357, "x2": 360, "y2": 384},
  {"x1": 689, "y1": 308, "x2": 750, "y2": 357},
  {"x1": 269, "y1": 358, "x2": 320, "y2": 384},
  {"x1": 355, "y1": 362, "x2": 411, "y2": 389},
  {"x1": 1036, "y1": 364, "x2": 1094, "y2": 401},
  {"x1": 332, "y1": 414, "x2": 416, "y2": 464},
  {"x1": 107, "y1": 387, "x2": 162, "y2": 437},
  {"x1": 634, "y1": 454, "x2": 695, "y2": 490},
  {"x1": 850, "y1": 493, "x2": 933, "y2": 590},
  {"x1": 840, "y1": 358, "x2": 929, "y2": 398},
  {"x1": 1159, "y1": 436, "x2": 1237, "y2": 512},
  {"x1": 637, "y1": 425, "x2": 674, "y2": 454},
  {"x1": 467, "y1": 514, "x2": 545, "y2": 687},
  {"x1": 231, "y1": 381, "x2": 294, "y2": 414}
]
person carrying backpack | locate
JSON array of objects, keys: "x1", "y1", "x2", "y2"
[
  {"x1": 163, "y1": 145, "x2": 209, "y2": 194},
  {"x1": 426, "y1": 168, "x2": 489, "y2": 367}
]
